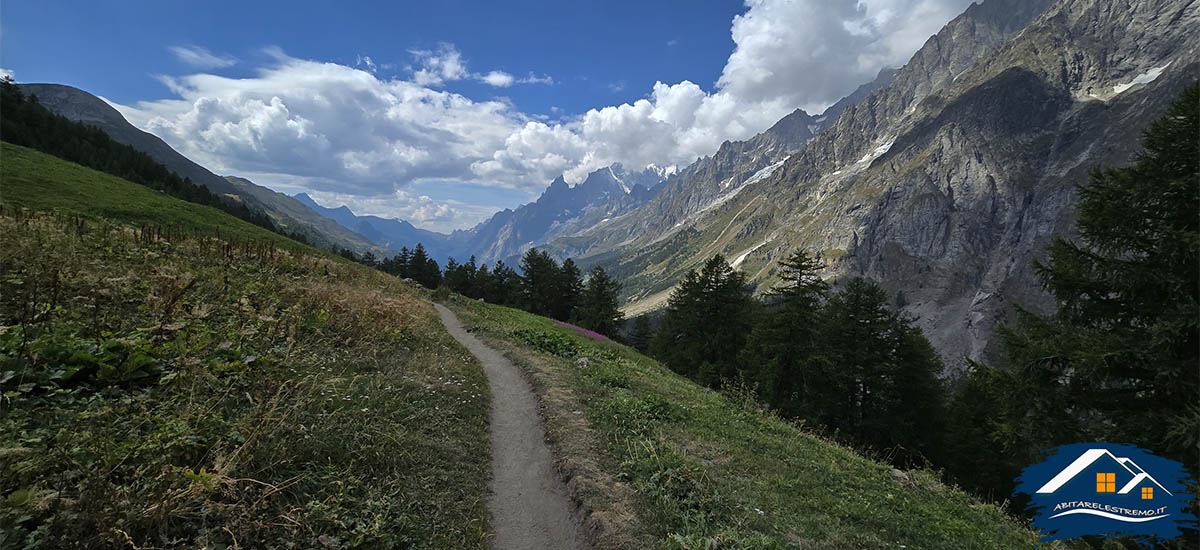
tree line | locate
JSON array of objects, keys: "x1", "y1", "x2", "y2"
[
  {"x1": 339, "y1": 244, "x2": 626, "y2": 339},
  {"x1": 639, "y1": 84, "x2": 1199, "y2": 524},
  {"x1": 648, "y1": 251, "x2": 944, "y2": 466}
]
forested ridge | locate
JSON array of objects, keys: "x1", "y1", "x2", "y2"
[{"x1": 0, "y1": 80, "x2": 288, "y2": 237}]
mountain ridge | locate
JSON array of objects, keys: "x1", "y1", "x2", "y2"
[{"x1": 565, "y1": 0, "x2": 1197, "y2": 364}]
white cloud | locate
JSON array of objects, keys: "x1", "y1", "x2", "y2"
[
  {"x1": 717, "y1": 0, "x2": 971, "y2": 113},
  {"x1": 480, "y1": 0, "x2": 973, "y2": 186},
  {"x1": 518, "y1": 73, "x2": 555, "y2": 85},
  {"x1": 169, "y1": 45, "x2": 238, "y2": 69},
  {"x1": 116, "y1": 0, "x2": 972, "y2": 230},
  {"x1": 355, "y1": 54, "x2": 377, "y2": 73},
  {"x1": 409, "y1": 44, "x2": 469, "y2": 86},
  {"x1": 117, "y1": 51, "x2": 528, "y2": 199},
  {"x1": 0, "y1": 67, "x2": 14, "y2": 81},
  {"x1": 481, "y1": 70, "x2": 515, "y2": 87}
]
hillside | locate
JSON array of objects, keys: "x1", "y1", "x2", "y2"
[
  {"x1": 0, "y1": 143, "x2": 313, "y2": 252},
  {"x1": 446, "y1": 297, "x2": 1048, "y2": 549},
  {"x1": 0, "y1": 184, "x2": 490, "y2": 546},
  {"x1": 15, "y1": 83, "x2": 390, "y2": 257},
  {"x1": 0, "y1": 142, "x2": 1050, "y2": 548}
]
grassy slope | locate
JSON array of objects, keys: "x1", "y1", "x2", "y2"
[
  {"x1": 0, "y1": 143, "x2": 317, "y2": 254},
  {"x1": 450, "y1": 299, "x2": 1049, "y2": 550},
  {"x1": 0, "y1": 158, "x2": 490, "y2": 547}
]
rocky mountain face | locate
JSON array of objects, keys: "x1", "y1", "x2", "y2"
[
  {"x1": 532, "y1": 63, "x2": 903, "y2": 269},
  {"x1": 455, "y1": 163, "x2": 672, "y2": 264},
  {"x1": 18, "y1": 83, "x2": 388, "y2": 257},
  {"x1": 539, "y1": 0, "x2": 1198, "y2": 365}
]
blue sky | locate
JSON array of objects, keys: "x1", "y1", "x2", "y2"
[
  {"x1": 1, "y1": 0, "x2": 972, "y2": 232},
  {"x1": 2, "y1": 1, "x2": 742, "y2": 118}
]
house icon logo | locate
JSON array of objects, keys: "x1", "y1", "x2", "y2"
[{"x1": 1014, "y1": 443, "x2": 1196, "y2": 543}]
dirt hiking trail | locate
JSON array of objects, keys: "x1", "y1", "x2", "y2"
[{"x1": 434, "y1": 303, "x2": 584, "y2": 550}]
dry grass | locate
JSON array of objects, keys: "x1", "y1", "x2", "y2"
[{"x1": 0, "y1": 210, "x2": 491, "y2": 549}]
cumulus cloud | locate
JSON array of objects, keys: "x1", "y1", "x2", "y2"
[
  {"x1": 409, "y1": 44, "x2": 470, "y2": 86},
  {"x1": 480, "y1": 70, "x2": 515, "y2": 87},
  {"x1": 118, "y1": 0, "x2": 972, "y2": 230},
  {"x1": 407, "y1": 45, "x2": 553, "y2": 89},
  {"x1": 479, "y1": 0, "x2": 973, "y2": 185},
  {"x1": 0, "y1": 67, "x2": 14, "y2": 81},
  {"x1": 169, "y1": 45, "x2": 238, "y2": 69},
  {"x1": 718, "y1": 0, "x2": 971, "y2": 112}
]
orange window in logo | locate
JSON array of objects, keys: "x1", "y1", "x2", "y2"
[
  {"x1": 1096, "y1": 473, "x2": 1116, "y2": 493},
  {"x1": 1142, "y1": 487, "x2": 1153, "y2": 499}
]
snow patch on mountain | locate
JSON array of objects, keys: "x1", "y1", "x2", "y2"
[
  {"x1": 857, "y1": 140, "x2": 895, "y2": 164},
  {"x1": 676, "y1": 156, "x2": 790, "y2": 229},
  {"x1": 732, "y1": 238, "x2": 773, "y2": 269},
  {"x1": 1112, "y1": 63, "x2": 1170, "y2": 95}
]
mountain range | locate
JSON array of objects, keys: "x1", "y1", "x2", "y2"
[
  {"x1": 18, "y1": 0, "x2": 1198, "y2": 365},
  {"x1": 532, "y1": 0, "x2": 1199, "y2": 363}
]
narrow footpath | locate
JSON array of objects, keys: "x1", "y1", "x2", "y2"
[{"x1": 433, "y1": 303, "x2": 583, "y2": 550}]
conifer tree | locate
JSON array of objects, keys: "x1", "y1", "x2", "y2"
[
  {"x1": 739, "y1": 250, "x2": 828, "y2": 418},
  {"x1": 408, "y1": 244, "x2": 441, "y2": 288},
  {"x1": 555, "y1": 258, "x2": 584, "y2": 321},
  {"x1": 489, "y1": 260, "x2": 520, "y2": 306},
  {"x1": 819, "y1": 277, "x2": 944, "y2": 461},
  {"x1": 519, "y1": 248, "x2": 561, "y2": 317},
  {"x1": 994, "y1": 82, "x2": 1199, "y2": 466},
  {"x1": 443, "y1": 257, "x2": 466, "y2": 292},
  {"x1": 577, "y1": 267, "x2": 623, "y2": 336},
  {"x1": 651, "y1": 255, "x2": 757, "y2": 386},
  {"x1": 628, "y1": 315, "x2": 653, "y2": 353}
]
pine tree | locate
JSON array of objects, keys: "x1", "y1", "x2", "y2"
[
  {"x1": 489, "y1": 260, "x2": 519, "y2": 306},
  {"x1": 998, "y1": 82, "x2": 1199, "y2": 465},
  {"x1": 409, "y1": 244, "x2": 441, "y2": 288},
  {"x1": 519, "y1": 248, "x2": 561, "y2": 317},
  {"x1": 555, "y1": 258, "x2": 584, "y2": 321},
  {"x1": 577, "y1": 267, "x2": 623, "y2": 337},
  {"x1": 818, "y1": 277, "x2": 944, "y2": 462},
  {"x1": 474, "y1": 263, "x2": 493, "y2": 301},
  {"x1": 463, "y1": 256, "x2": 479, "y2": 297},
  {"x1": 739, "y1": 250, "x2": 828, "y2": 418},
  {"x1": 651, "y1": 255, "x2": 757, "y2": 386},
  {"x1": 443, "y1": 257, "x2": 466, "y2": 292},
  {"x1": 628, "y1": 315, "x2": 653, "y2": 353}
]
